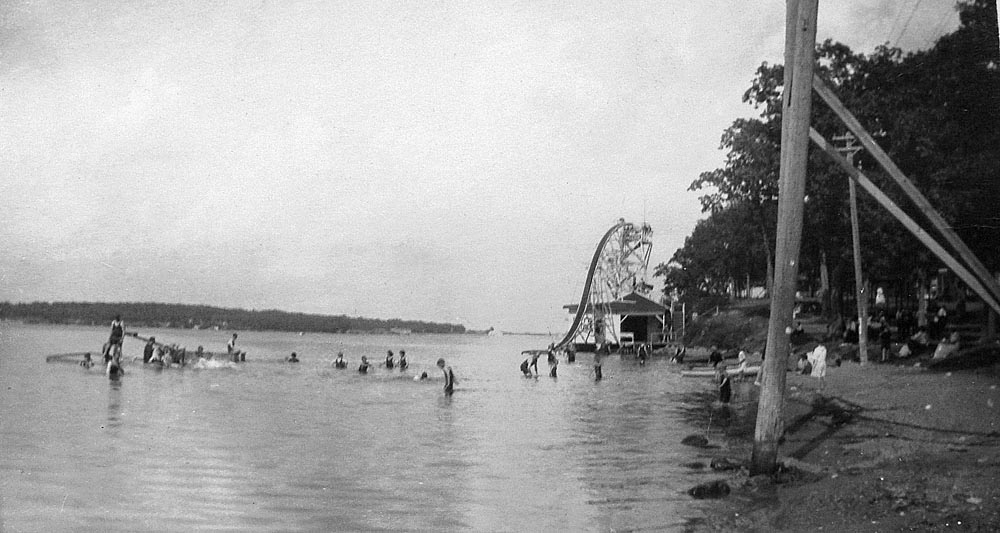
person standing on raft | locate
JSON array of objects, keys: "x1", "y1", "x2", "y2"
[
  {"x1": 437, "y1": 358, "x2": 455, "y2": 395},
  {"x1": 104, "y1": 315, "x2": 125, "y2": 363}
]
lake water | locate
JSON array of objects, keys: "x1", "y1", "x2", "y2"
[{"x1": 0, "y1": 323, "x2": 747, "y2": 532}]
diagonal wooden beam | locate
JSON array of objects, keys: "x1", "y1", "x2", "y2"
[
  {"x1": 810, "y1": 129, "x2": 1000, "y2": 316},
  {"x1": 812, "y1": 75, "x2": 1000, "y2": 306}
]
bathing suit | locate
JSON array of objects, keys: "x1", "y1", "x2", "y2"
[
  {"x1": 398, "y1": 357, "x2": 407, "y2": 370},
  {"x1": 385, "y1": 356, "x2": 394, "y2": 369},
  {"x1": 109, "y1": 320, "x2": 124, "y2": 344},
  {"x1": 335, "y1": 360, "x2": 347, "y2": 369},
  {"x1": 443, "y1": 367, "x2": 455, "y2": 395},
  {"x1": 358, "y1": 363, "x2": 370, "y2": 373}
]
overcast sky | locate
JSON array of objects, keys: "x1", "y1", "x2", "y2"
[{"x1": 1, "y1": 1, "x2": 962, "y2": 333}]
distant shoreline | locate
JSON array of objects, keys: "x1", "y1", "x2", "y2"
[{"x1": 0, "y1": 301, "x2": 467, "y2": 335}]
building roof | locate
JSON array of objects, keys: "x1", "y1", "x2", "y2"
[{"x1": 564, "y1": 291, "x2": 668, "y2": 316}]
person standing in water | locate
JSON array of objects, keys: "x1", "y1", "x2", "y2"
[
  {"x1": 398, "y1": 350, "x2": 408, "y2": 370},
  {"x1": 105, "y1": 315, "x2": 125, "y2": 363},
  {"x1": 358, "y1": 356, "x2": 371, "y2": 373},
  {"x1": 437, "y1": 358, "x2": 455, "y2": 395},
  {"x1": 227, "y1": 333, "x2": 241, "y2": 362},
  {"x1": 333, "y1": 352, "x2": 347, "y2": 369},
  {"x1": 143, "y1": 337, "x2": 155, "y2": 364},
  {"x1": 385, "y1": 350, "x2": 394, "y2": 369},
  {"x1": 594, "y1": 349, "x2": 603, "y2": 381}
]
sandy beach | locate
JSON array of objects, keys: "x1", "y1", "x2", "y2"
[{"x1": 691, "y1": 346, "x2": 1000, "y2": 532}]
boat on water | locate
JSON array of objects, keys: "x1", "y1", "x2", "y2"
[{"x1": 680, "y1": 365, "x2": 760, "y2": 378}]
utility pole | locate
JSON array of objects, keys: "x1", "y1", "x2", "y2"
[
  {"x1": 751, "y1": 0, "x2": 818, "y2": 475},
  {"x1": 834, "y1": 132, "x2": 868, "y2": 363}
]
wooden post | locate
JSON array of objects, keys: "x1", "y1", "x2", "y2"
[
  {"x1": 835, "y1": 135, "x2": 869, "y2": 363},
  {"x1": 813, "y1": 76, "x2": 1000, "y2": 307},
  {"x1": 810, "y1": 129, "x2": 1000, "y2": 316},
  {"x1": 750, "y1": 0, "x2": 818, "y2": 476}
]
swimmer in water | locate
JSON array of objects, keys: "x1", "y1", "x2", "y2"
[
  {"x1": 107, "y1": 352, "x2": 124, "y2": 378},
  {"x1": 414, "y1": 371, "x2": 429, "y2": 381},
  {"x1": 398, "y1": 350, "x2": 408, "y2": 370},
  {"x1": 437, "y1": 358, "x2": 455, "y2": 395},
  {"x1": 333, "y1": 352, "x2": 347, "y2": 369},
  {"x1": 358, "y1": 356, "x2": 371, "y2": 374},
  {"x1": 80, "y1": 353, "x2": 94, "y2": 368},
  {"x1": 286, "y1": 352, "x2": 299, "y2": 363}
]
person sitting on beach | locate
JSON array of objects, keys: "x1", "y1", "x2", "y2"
[
  {"x1": 716, "y1": 364, "x2": 731, "y2": 404},
  {"x1": 333, "y1": 352, "x2": 347, "y2": 369},
  {"x1": 709, "y1": 346, "x2": 723, "y2": 367},
  {"x1": 398, "y1": 350, "x2": 408, "y2": 370},
  {"x1": 385, "y1": 350, "x2": 394, "y2": 369},
  {"x1": 286, "y1": 352, "x2": 300, "y2": 363},
  {"x1": 796, "y1": 352, "x2": 812, "y2": 375},
  {"x1": 437, "y1": 358, "x2": 455, "y2": 395},
  {"x1": 520, "y1": 358, "x2": 532, "y2": 377},
  {"x1": 358, "y1": 356, "x2": 371, "y2": 373},
  {"x1": 80, "y1": 353, "x2": 94, "y2": 368},
  {"x1": 932, "y1": 332, "x2": 961, "y2": 360}
]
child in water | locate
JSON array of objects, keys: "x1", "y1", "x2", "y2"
[
  {"x1": 358, "y1": 356, "x2": 371, "y2": 373},
  {"x1": 286, "y1": 352, "x2": 299, "y2": 363}
]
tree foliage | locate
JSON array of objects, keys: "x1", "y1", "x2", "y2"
[
  {"x1": 658, "y1": 0, "x2": 1000, "y2": 308},
  {"x1": 0, "y1": 301, "x2": 467, "y2": 334}
]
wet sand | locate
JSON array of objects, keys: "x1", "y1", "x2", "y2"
[{"x1": 694, "y1": 349, "x2": 1000, "y2": 531}]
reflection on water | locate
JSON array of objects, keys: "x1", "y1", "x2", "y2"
[{"x1": 2, "y1": 324, "x2": 737, "y2": 531}]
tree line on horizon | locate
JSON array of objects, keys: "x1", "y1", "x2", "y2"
[
  {"x1": 0, "y1": 301, "x2": 467, "y2": 335},
  {"x1": 656, "y1": 0, "x2": 999, "y2": 317}
]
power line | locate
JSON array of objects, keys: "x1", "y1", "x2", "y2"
[{"x1": 892, "y1": 0, "x2": 926, "y2": 48}]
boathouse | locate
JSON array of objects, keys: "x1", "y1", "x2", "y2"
[{"x1": 564, "y1": 291, "x2": 670, "y2": 346}]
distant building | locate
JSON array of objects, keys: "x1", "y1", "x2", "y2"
[{"x1": 564, "y1": 291, "x2": 670, "y2": 346}]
